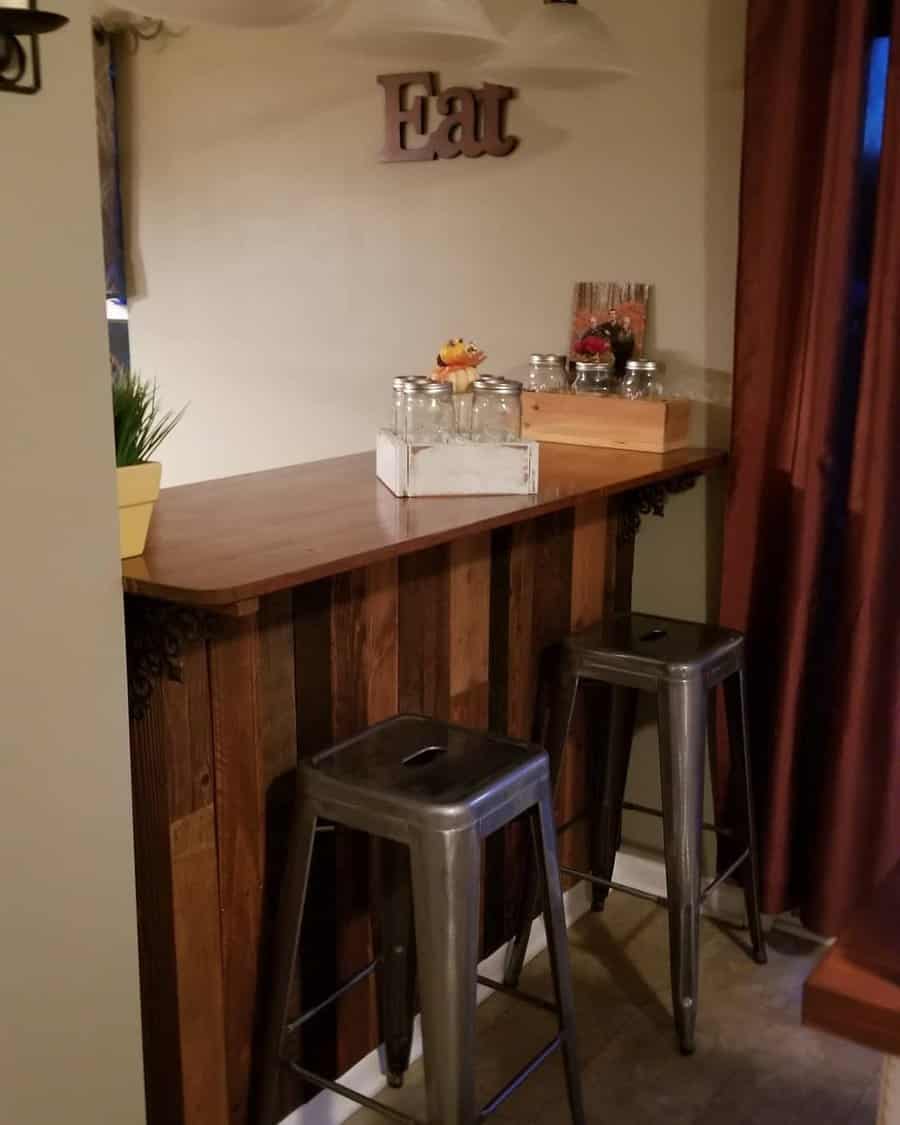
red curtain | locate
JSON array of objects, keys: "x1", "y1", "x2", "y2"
[{"x1": 720, "y1": 0, "x2": 900, "y2": 935}]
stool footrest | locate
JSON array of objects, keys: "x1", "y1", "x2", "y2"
[
  {"x1": 285, "y1": 1060, "x2": 426, "y2": 1125},
  {"x1": 555, "y1": 805, "x2": 735, "y2": 842},
  {"x1": 556, "y1": 812, "x2": 588, "y2": 837},
  {"x1": 700, "y1": 849, "x2": 750, "y2": 903},
  {"x1": 477, "y1": 974, "x2": 559, "y2": 1014},
  {"x1": 560, "y1": 865, "x2": 668, "y2": 907},
  {"x1": 286, "y1": 957, "x2": 381, "y2": 1034},
  {"x1": 621, "y1": 800, "x2": 736, "y2": 839},
  {"x1": 560, "y1": 849, "x2": 752, "y2": 911},
  {"x1": 285, "y1": 1019, "x2": 564, "y2": 1125},
  {"x1": 478, "y1": 1034, "x2": 562, "y2": 1120}
]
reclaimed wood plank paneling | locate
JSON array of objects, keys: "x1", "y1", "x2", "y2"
[
  {"x1": 171, "y1": 806, "x2": 230, "y2": 1125},
  {"x1": 488, "y1": 522, "x2": 538, "y2": 943},
  {"x1": 448, "y1": 533, "x2": 491, "y2": 728},
  {"x1": 161, "y1": 639, "x2": 214, "y2": 822},
  {"x1": 129, "y1": 683, "x2": 185, "y2": 1125},
  {"x1": 293, "y1": 578, "x2": 335, "y2": 761},
  {"x1": 331, "y1": 568, "x2": 377, "y2": 1073},
  {"x1": 571, "y1": 497, "x2": 610, "y2": 631},
  {"x1": 398, "y1": 546, "x2": 450, "y2": 718},
  {"x1": 257, "y1": 591, "x2": 298, "y2": 791},
  {"x1": 209, "y1": 615, "x2": 265, "y2": 1125},
  {"x1": 254, "y1": 591, "x2": 302, "y2": 1121},
  {"x1": 290, "y1": 578, "x2": 339, "y2": 1086},
  {"x1": 560, "y1": 498, "x2": 612, "y2": 877},
  {"x1": 364, "y1": 559, "x2": 400, "y2": 725},
  {"x1": 330, "y1": 561, "x2": 399, "y2": 1073},
  {"x1": 290, "y1": 562, "x2": 401, "y2": 1081}
]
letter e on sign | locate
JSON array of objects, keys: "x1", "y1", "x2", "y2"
[
  {"x1": 378, "y1": 73, "x2": 518, "y2": 163},
  {"x1": 378, "y1": 72, "x2": 437, "y2": 162}
]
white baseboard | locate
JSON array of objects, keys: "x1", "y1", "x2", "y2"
[
  {"x1": 280, "y1": 880, "x2": 593, "y2": 1125},
  {"x1": 611, "y1": 847, "x2": 748, "y2": 927},
  {"x1": 612, "y1": 848, "x2": 836, "y2": 943}
]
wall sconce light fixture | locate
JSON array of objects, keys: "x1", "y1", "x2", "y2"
[
  {"x1": 329, "y1": 0, "x2": 500, "y2": 60},
  {"x1": 0, "y1": 0, "x2": 68, "y2": 96}
]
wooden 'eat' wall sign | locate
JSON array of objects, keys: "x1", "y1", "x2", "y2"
[{"x1": 378, "y1": 72, "x2": 518, "y2": 162}]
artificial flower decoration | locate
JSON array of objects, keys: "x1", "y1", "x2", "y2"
[{"x1": 575, "y1": 334, "x2": 611, "y2": 358}]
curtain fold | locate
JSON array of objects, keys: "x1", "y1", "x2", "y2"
[
  {"x1": 720, "y1": 0, "x2": 900, "y2": 934},
  {"x1": 94, "y1": 29, "x2": 126, "y2": 303},
  {"x1": 808, "y1": 0, "x2": 900, "y2": 931}
]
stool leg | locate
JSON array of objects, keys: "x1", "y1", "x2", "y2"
[
  {"x1": 534, "y1": 793, "x2": 587, "y2": 1125},
  {"x1": 257, "y1": 806, "x2": 318, "y2": 1125},
  {"x1": 409, "y1": 826, "x2": 481, "y2": 1125},
  {"x1": 503, "y1": 670, "x2": 580, "y2": 988},
  {"x1": 657, "y1": 680, "x2": 705, "y2": 1056},
  {"x1": 589, "y1": 684, "x2": 639, "y2": 912},
  {"x1": 374, "y1": 839, "x2": 418, "y2": 1087},
  {"x1": 723, "y1": 667, "x2": 768, "y2": 965},
  {"x1": 545, "y1": 666, "x2": 581, "y2": 791}
]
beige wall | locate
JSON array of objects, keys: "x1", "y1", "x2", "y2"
[
  {"x1": 0, "y1": 3, "x2": 146, "y2": 1122},
  {"x1": 123, "y1": 0, "x2": 746, "y2": 864}
]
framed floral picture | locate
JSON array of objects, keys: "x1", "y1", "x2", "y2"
[{"x1": 570, "y1": 281, "x2": 652, "y2": 373}]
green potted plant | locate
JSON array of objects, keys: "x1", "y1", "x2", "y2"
[{"x1": 113, "y1": 366, "x2": 185, "y2": 559}]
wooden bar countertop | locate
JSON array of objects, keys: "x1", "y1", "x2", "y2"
[{"x1": 122, "y1": 444, "x2": 725, "y2": 608}]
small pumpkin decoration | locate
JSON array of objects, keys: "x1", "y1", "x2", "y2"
[{"x1": 432, "y1": 338, "x2": 487, "y2": 393}]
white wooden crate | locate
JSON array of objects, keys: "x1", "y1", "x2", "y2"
[{"x1": 376, "y1": 429, "x2": 539, "y2": 497}]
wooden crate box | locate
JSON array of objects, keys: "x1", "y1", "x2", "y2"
[
  {"x1": 522, "y1": 392, "x2": 692, "y2": 453},
  {"x1": 376, "y1": 429, "x2": 539, "y2": 497}
]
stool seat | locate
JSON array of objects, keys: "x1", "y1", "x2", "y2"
[
  {"x1": 307, "y1": 715, "x2": 547, "y2": 831},
  {"x1": 564, "y1": 612, "x2": 743, "y2": 686}
]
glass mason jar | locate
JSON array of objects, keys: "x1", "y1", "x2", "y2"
[
  {"x1": 404, "y1": 381, "x2": 455, "y2": 443},
  {"x1": 573, "y1": 359, "x2": 615, "y2": 394},
  {"x1": 524, "y1": 354, "x2": 569, "y2": 393},
  {"x1": 622, "y1": 359, "x2": 660, "y2": 399},
  {"x1": 393, "y1": 376, "x2": 430, "y2": 436},
  {"x1": 470, "y1": 377, "x2": 523, "y2": 442},
  {"x1": 392, "y1": 377, "x2": 410, "y2": 435}
]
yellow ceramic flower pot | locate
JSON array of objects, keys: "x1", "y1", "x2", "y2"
[{"x1": 116, "y1": 461, "x2": 162, "y2": 559}]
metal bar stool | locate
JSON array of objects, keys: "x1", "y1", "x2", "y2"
[
  {"x1": 504, "y1": 613, "x2": 767, "y2": 1056},
  {"x1": 257, "y1": 715, "x2": 586, "y2": 1125}
]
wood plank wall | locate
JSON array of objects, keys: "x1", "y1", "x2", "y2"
[{"x1": 127, "y1": 497, "x2": 629, "y2": 1125}]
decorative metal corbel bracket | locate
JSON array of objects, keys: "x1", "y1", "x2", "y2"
[
  {"x1": 125, "y1": 599, "x2": 219, "y2": 722},
  {"x1": 619, "y1": 473, "x2": 701, "y2": 543}
]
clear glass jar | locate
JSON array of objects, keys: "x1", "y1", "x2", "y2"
[
  {"x1": 404, "y1": 381, "x2": 455, "y2": 443},
  {"x1": 573, "y1": 360, "x2": 615, "y2": 394},
  {"x1": 622, "y1": 359, "x2": 660, "y2": 399},
  {"x1": 470, "y1": 378, "x2": 523, "y2": 442},
  {"x1": 393, "y1": 377, "x2": 410, "y2": 435},
  {"x1": 393, "y1": 377, "x2": 430, "y2": 436},
  {"x1": 524, "y1": 354, "x2": 569, "y2": 393}
]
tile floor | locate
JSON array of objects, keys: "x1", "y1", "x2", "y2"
[{"x1": 349, "y1": 894, "x2": 881, "y2": 1124}]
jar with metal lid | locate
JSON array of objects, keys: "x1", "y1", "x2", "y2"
[
  {"x1": 622, "y1": 359, "x2": 660, "y2": 399},
  {"x1": 393, "y1": 376, "x2": 430, "y2": 436},
  {"x1": 525, "y1": 354, "x2": 569, "y2": 393},
  {"x1": 403, "y1": 380, "x2": 455, "y2": 443},
  {"x1": 470, "y1": 377, "x2": 523, "y2": 443},
  {"x1": 573, "y1": 359, "x2": 615, "y2": 395}
]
